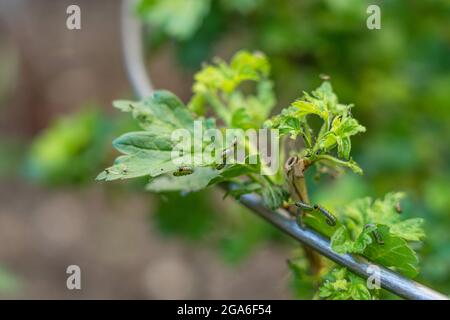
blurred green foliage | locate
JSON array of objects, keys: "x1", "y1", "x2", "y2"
[
  {"x1": 153, "y1": 190, "x2": 286, "y2": 264},
  {"x1": 25, "y1": 108, "x2": 138, "y2": 185},
  {"x1": 0, "y1": 265, "x2": 20, "y2": 296},
  {"x1": 153, "y1": 191, "x2": 216, "y2": 240},
  {"x1": 318, "y1": 267, "x2": 379, "y2": 300},
  {"x1": 26, "y1": 109, "x2": 109, "y2": 185}
]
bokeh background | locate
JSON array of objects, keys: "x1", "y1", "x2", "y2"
[{"x1": 0, "y1": 0, "x2": 448, "y2": 299}]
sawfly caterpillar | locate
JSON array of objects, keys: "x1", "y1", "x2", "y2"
[
  {"x1": 173, "y1": 166, "x2": 194, "y2": 177},
  {"x1": 365, "y1": 223, "x2": 384, "y2": 245},
  {"x1": 295, "y1": 201, "x2": 314, "y2": 211},
  {"x1": 294, "y1": 201, "x2": 337, "y2": 226},
  {"x1": 216, "y1": 138, "x2": 237, "y2": 170},
  {"x1": 313, "y1": 204, "x2": 337, "y2": 226}
]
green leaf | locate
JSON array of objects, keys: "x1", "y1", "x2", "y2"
[
  {"x1": 364, "y1": 225, "x2": 419, "y2": 277},
  {"x1": 353, "y1": 229, "x2": 374, "y2": 253},
  {"x1": 263, "y1": 104, "x2": 306, "y2": 139},
  {"x1": 192, "y1": 50, "x2": 269, "y2": 95},
  {"x1": 291, "y1": 99, "x2": 328, "y2": 120},
  {"x1": 97, "y1": 130, "x2": 193, "y2": 181},
  {"x1": 390, "y1": 218, "x2": 425, "y2": 242},
  {"x1": 318, "y1": 114, "x2": 366, "y2": 159},
  {"x1": 113, "y1": 130, "x2": 173, "y2": 155},
  {"x1": 97, "y1": 91, "x2": 215, "y2": 182},
  {"x1": 261, "y1": 185, "x2": 288, "y2": 210},
  {"x1": 207, "y1": 160, "x2": 262, "y2": 186},
  {"x1": 330, "y1": 226, "x2": 353, "y2": 254},
  {"x1": 316, "y1": 155, "x2": 364, "y2": 175},
  {"x1": 331, "y1": 225, "x2": 373, "y2": 254},
  {"x1": 113, "y1": 90, "x2": 194, "y2": 132},
  {"x1": 306, "y1": 81, "x2": 352, "y2": 117},
  {"x1": 330, "y1": 193, "x2": 424, "y2": 277},
  {"x1": 292, "y1": 81, "x2": 351, "y2": 124},
  {"x1": 348, "y1": 274, "x2": 372, "y2": 300}
]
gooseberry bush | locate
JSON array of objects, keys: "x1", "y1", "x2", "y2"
[{"x1": 97, "y1": 51, "x2": 425, "y2": 300}]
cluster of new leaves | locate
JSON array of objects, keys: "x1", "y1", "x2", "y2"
[
  {"x1": 287, "y1": 251, "x2": 381, "y2": 300},
  {"x1": 330, "y1": 192, "x2": 425, "y2": 277},
  {"x1": 189, "y1": 50, "x2": 275, "y2": 129},
  {"x1": 264, "y1": 81, "x2": 366, "y2": 175},
  {"x1": 311, "y1": 193, "x2": 425, "y2": 300},
  {"x1": 318, "y1": 267, "x2": 379, "y2": 300}
]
